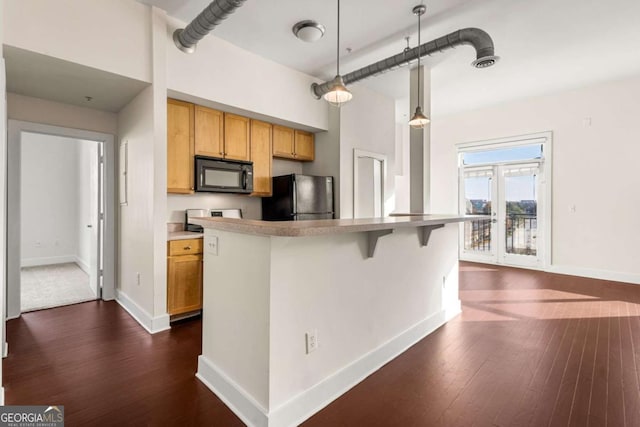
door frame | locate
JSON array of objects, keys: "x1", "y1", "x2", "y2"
[
  {"x1": 6, "y1": 120, "x2": 116, "y2": 320},
  {"x1": 456, "y1": 132, "x2": 553, "y2": 270},
  {"x1": 353, "y1": 149, "x2": 388, "y2": 218}
]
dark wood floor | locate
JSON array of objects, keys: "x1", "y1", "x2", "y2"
[{"x1": 5, "y1": 262, "x2": 640, "y2": 426}]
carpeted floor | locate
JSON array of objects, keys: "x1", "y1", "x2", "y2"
[{"x1": 21, "y1": 263, "x2": 96, "y2": 312}]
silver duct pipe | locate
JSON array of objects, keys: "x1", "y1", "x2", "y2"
[
  {"x1": 311, "y1": 28, "x2": 499, "y2": 99},
  {"x1": 173, "y1": 0, "x2": 247, "y2": 53}
]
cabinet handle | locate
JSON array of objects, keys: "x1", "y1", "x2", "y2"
[{"x1": 184, "y1": 246, "x2": 191, "y2": 250}]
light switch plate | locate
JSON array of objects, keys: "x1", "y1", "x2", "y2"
[{"x1": 206, "y1": 236, "x2": 219, "y2": 256}]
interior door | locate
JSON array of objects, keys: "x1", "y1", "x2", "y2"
[
  {"x1": 354, "y1": 150, "x2": 386, "y2": 218},
  {"x1": 88, "y1": 143, "x2": 104, "y2": 298},
  {"x1": 460, "y1": 167, "x2": 498, "y2": 263}
]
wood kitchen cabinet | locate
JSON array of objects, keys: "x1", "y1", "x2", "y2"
[
  {"x1": 250, "y1": 120, "x2": 273, "y2": 196},
  {"x1": 223, "y1": 113, "x2": 251, "y2": 161},
  {"x1": 194, "y1": 105, "x2": 224, "y2": 158},
  {"x1": 273, "y1": 125, "x2": 315, "y2": 161},
  {"x1": 167, "y1": 99, "x2": 194, "y2": 193},
  {"x1": 167, "y1": 239, "x2": 203, "y2": 316},
  {"x1": 294, "y1": 130, "x2": 315, "y2": 161}
]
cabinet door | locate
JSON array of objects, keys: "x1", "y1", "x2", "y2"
[
  {"x1": 167, "y1": 99, "x2": 194, "y2": 193},
  {"x1": 250, "y1": 120, "x2": 273, "y2": 197},
  {"x1": 294, "y1": 130, "x2": 315, "y2": 161},
  {"x1": 195, "y1": 105, "x2": 224, "y2": 158},
  {"x1": 167, "y1": 254, "x2": 203, "y2": 315},
  {"x1": 272, "y1": 125, "x2": 295, "y2": 159},
  {"x1": 224, "y1": 114, "x2": 251, "y2": 161}
]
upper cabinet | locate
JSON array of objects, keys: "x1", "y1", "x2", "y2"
[
  {"x1": 294, "y1": 130, "x2": 314, "y2": 161},
  {"x1": 273, "y1": 125, "x2": 314, "y2": 161},
  {"x1": 194, "y1": 108, "x2": 250, "y2": 162},
  {"x1": 224, "y1": 114, "x2": 251, "y2": 161},
  {"x1": 168, "y1": 98, "x2": 313, "y2": 195},
  {"x1": 194, "y1": 105, "x2": 224, "y2": 158},
  {"x1": 167, "y1": 99, "x2": 194, "y2": 194},
  {"x1": 250, "y1": 120, "x2": 273, "y2": 197}
]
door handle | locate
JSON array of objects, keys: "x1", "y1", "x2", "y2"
[
  {"x1": 491, "y1": 219, "x2": 497, "y2": 223},
  {"x1": 87, "y1": 225, "x2": 93, "y2": 228}
]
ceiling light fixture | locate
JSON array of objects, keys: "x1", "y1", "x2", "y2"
[
  {"x1": 323, "y1": 0, "x2": 352, "y2": 107},
  {"x1": 408, "y1": 4, "x2": 430, "y2": 129},
  {"x1": 292, "y1": 20, "x2": 325, "y2": 42}
]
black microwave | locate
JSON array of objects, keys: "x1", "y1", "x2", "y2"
[{"x1": 195, "y1": 156, "x2": 253, "y2": 194}]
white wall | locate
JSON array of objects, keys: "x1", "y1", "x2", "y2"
[
  {"x1": 3, "y1": 0, "x2": 152, "y2": 83},
  {"x1": 117, "y1": 86, "x2": 156, "y2": 316},
  {"x1": 166, "y1": 16, "x2": 328, "y2": 132},
  {"x1": 338, "y1": 86, "x2": 396, "y2": 218},
  {"x1": 20, "y1": 134, "x2": 79, "y2": 266},
  {"x1": 7, "y1": 93, "x2": 118, "y2": 135},
  {"x1": 303, "y1": 108, "x2": 341, "y2": 215},
  {"x1": 199, "y1": 224, "x2": 460, "y2": 424},
  {"x1": 432, "y1": 74, "x2": 640, "y2": 281}
]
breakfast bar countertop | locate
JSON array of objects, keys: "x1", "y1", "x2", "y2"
[{"x1": 191, "y1": 214, "x2": 482, "y2": 237}]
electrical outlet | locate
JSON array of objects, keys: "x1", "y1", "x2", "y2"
[
  {"x1": 136, "y1": 272, "x2": 141, "y2": 286},
  {"x1": 306, "y1": 330, "x2": 318, "y2": 354}
]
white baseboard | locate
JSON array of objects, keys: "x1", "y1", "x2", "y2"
[
  {"x1": 21, "y1": 255, "x2": 76, "y2": 268},
  {"x1": 0, "y1": 386, "x2": 4, "y2": 405},
  {"x1": 196, "y1": 357, "x2": 269, "y2": 427},
  {"x1": 197, "y1": 309, "x2": 449, "y2": 427},
  {"x1": 548, "y1": 265, "x2": 640, "y2": 285},
  {"x1": 74, "y1": 256, "x2": 90, "y2": 275},
  {"x1": 115, "y1": 289, "x2": 170, "y2": 334}
]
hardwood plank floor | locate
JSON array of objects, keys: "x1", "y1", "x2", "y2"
[{"x1": 5, "y1": 262, "x2": 640, "y2": 426}]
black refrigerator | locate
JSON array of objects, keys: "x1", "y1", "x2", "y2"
[{"x1": 262, "y1": 174, "x2": 334, "y2": 221}]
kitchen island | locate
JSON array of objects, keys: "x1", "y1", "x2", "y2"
[{"x1": 191, "y1": 215, "x2": 474, "y2": 427}]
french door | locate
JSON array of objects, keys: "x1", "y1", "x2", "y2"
[{"x1": 460, "y1": 162, "x2": 545, "y2": 268}]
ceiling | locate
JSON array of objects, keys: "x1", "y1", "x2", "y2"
[
  {"x1": 141, "y1": 0, "x2": 640, "y2": 120},
  {"x1": 4, "y1": 46, "x2": 149, "y2": 113}
]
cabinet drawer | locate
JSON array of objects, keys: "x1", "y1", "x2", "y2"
[{"x1": 168, "y1": 239, "x2": 203, "y2": 256}]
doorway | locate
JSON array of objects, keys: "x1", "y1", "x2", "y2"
[
  {"x1": 457, "y1": 133, "x2": 552, "y2": 269},
  {"x1": 7, "y1": 120, "x2": 116, "y2": 319},
  {"x1": 354, "y1": 149, "x2": 387, "y2": 218},
  {"x1": 19, "y1": 133, "x2": 102, "y2": 312}
]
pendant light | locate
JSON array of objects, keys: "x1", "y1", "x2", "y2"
[
  {"x1": 324, "y1": 0, "x2": 353, "y2": 107},
  {"x1": 408, "y1": 5, "x2": 430, "y2": 129}
]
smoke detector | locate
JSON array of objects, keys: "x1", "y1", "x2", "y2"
[{"x1": 292, "y1": 20, "x2": 325, "y2": 42}]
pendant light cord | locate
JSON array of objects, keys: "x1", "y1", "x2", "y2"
[
  {"x1": 337, "y1": 0, "x2": 341, "y2": 76},
  {"x1": 417, "y1": 10, "x2": 421, "y2": 108}
]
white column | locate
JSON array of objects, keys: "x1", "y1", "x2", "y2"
[{"x1": 409, "y1": 65, "x2": 431, "y2": 213}]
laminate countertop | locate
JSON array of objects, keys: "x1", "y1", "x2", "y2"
[
  {"x1": 190, "y1": 214, "x2": 481, "y2": 238},
  {"x1": 167, "y1": 231, "x2": 204, "y2": 241}
]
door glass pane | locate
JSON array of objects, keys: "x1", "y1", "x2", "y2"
[
  {"x1": 504, "y1": 170, "x2": 538, "y2": 256},
  {"x1": 463, "y1": 171, "x2": 492, "y2": 252}
]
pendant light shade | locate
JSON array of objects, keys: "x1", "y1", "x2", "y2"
[
  {"x1": 408, "y1": 4, "x2": 429, "y2": 128},
  {"x1": 323, "y1": 75, "x2": 353, "y2": 107},
  {"x1": 408, "y1": 106, "x2": 430, "y2": 128},
  {"x1": 325, "y1": 0, "x2": 352, "y2": 107}
]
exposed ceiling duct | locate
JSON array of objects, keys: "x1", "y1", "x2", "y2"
[
  {"x1": 173, "y1": 0, "x2": 247, "y2": 53},
  {"x1": 311, "y1": 28, "x2": 499, "y2": 99}
]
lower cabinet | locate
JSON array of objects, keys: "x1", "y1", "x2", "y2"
[{"x1": 167, "y1": 239, "x2": 203, "y2": 316}]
